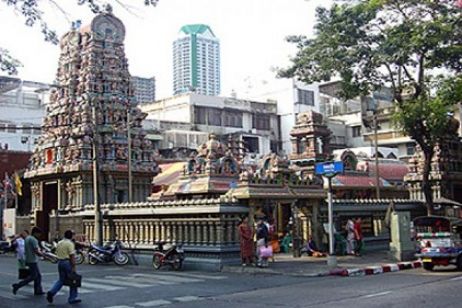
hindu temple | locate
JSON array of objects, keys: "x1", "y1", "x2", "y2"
[{"x1": 23, "y1": 8, "x2": 159, "y2": 237}]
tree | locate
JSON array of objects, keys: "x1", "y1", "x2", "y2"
[
  {"x1": 0, "y1": 0, "x2": 159, "y2": 75},
  {"x1": 280, "y1": 0, "x2": 462, "y2": 215}
]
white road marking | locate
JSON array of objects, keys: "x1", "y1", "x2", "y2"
[
  {"x1": 104, "y1": 306, "x2": 134, "y2": 308},
  {"x1": 170, "y1": 272, "x2": 227, "y2": 280},
  {"x1": 80, "y1": 281, "x2": 124, "y2": 291},
  {"x1": 173, "y1": 295, "x2": 202, "y2": 302},
  {"x1": 132, "y1": 273, "x2": 202, "y2": 283},
  {"x1": 135, "y1": 299, "x2": 172, "y2": 307},
  {"x1": 449, "y1": 276, "x2": 462, "y2": 281},
  {"x1": 362, "y1": 291, "x2": 392, "y2": 298},
  {"x1": 123, "y1": 275, "x2": 176, "y2": 285},
  {"x1": 0, "y1": 289, "x2": 28, "y2": 300},
  {"x1": 85, "y1": 277, "x2": 152, "y2": 288}
]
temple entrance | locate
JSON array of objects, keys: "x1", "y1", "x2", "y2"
[
  {"x1": 276, "y1": 203, "x2": 292, "y2": 237},
  {"x1": 38, "y1": 182, "x2": 58, "y2": 240}
]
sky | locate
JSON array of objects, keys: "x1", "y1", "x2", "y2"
[{"x1": 0, "y1": 0, "x2": 332, "y2": 100}]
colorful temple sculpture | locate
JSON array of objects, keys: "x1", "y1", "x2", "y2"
[
  {"x1": 290, "y1": 111, "x2": 331, "y2": 163},
  {"x1": 287, "y1": 111, "x2": 423, "y2": 250},
  {"x1": 23, "y1": 8, "x2": 159, "y2": 237},
  {"x1": 405, "y1": 117, "x2": 462, "y2": 217}
]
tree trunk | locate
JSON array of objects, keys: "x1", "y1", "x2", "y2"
[{"x1": 422, "y1": 148, "x2": 434, "y2": 216}]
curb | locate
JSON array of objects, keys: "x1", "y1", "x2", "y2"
[{"x1": 329, "y1": 260, "x2": 423, "y2": 277}]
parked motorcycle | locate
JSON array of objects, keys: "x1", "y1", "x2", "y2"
[
  {"x1": 88, "y1": 240, "x2": 129, "y2": 265},
  {"x1": 73, "y1": 241, "x2": 86, "y2": 265},
  {"x1": 152, "y1": 241, "x2": 184, "y2": 271},
  {"x1": 40, "y1": 241, "x2": 59, "y2": 263},
  {"x1": 0, "y1": 237, "x2": 16, "y2": 255}
]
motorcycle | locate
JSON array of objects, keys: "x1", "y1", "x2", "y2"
[
  {"x1": 152, "y1": 241, "x2": 185, "y2": 271},
  {"x1": 0, "y1": 237, "x2": 16, "y2": 255},
  {"x1": 73, "y1": 241, "x2": 86, "y2": 265},
  {"x1": 88, "y1": 240, "x2": 129, "y2": 265},
  {"x1": 41, "y1": 239, "x2": 86, "y2": 264},
  {"x1": 40, "y1": 241, "x2": 59, "y2": 263}
]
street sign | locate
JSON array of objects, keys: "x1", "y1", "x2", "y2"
[{"x1": 315, "y1": 161, "x2": 344, "y2": 176}]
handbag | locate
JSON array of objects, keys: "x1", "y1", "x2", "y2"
[
  {"x1": 64, "y1": 272, "x2": 82, "y2": 288},
  {"x1": 259, "y1": 245, "x2": 273, "y2": 258}
]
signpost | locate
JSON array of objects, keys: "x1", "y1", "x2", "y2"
[{"x1": 315, "y1": 161, "x2": 344, "y2": 268}]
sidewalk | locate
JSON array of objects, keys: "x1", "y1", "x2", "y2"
[{"x1": 221, "y1": 251, "x2": 421, "y2": 277}]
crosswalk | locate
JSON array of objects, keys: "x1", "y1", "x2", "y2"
[{"x1": 0, "y1": 271, "x2": 227, "y2": 305}]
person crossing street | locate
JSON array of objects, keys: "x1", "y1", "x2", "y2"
[
  {"x1": 46, "y1": 230, "x2": 81, "y2": 304},
  {"x1": 12, "y1": 227, "x2": 45, "y2": 296}
]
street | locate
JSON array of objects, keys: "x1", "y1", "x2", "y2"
[{"x1": 0, "y1": 255, "x2": 461, "y2": 307}]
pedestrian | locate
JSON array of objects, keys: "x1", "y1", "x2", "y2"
[
  {"x1": 12, "y1": 226, "x2": 45, "y2": 296},
  {"x1": 256, "y1": 218, "x2": 269, "y2": 267},
  {"x1": 354, "y1": 217, "x2": 363, "y2": 256},
  {"x1": 346, "y1": 219, "x2": 356, "y2": 255},
  {"x1": 238, "y1": 217, "x2": 254, "y2": 266},
  {"x1": 14, "y1": 230, "x2": 29, "y2": 277},
  {"x1": 47, "y1": 229, "x2": 81, "y2": 304},
  {"x1": 301, "y1": 236, "x2": 326, "y2": 257}
]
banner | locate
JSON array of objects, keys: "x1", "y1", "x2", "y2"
[{"x1": 2, "y1": 208, "x2": 16, "y2": 238}]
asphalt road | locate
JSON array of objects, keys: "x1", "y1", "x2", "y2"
[{"x1": 0, "y1": 254, "x2": 461, "y2": 308}]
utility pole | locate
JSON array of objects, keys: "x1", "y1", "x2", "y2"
[
  {"x1": 326, "y1": 176, "x2": 336, "y2": 268},
  {"x1": 315, "y1": 161, "x2": 343, "y2": 269},
  {"x1": 92, "y1": 104, "x2": 103, "y2": 246},
  {"x1": 373, "y1": 113, "x2": 381, "y2": 199},
  {"x1": 127, "y1": 109, "x2": 133, "y2": 203}
]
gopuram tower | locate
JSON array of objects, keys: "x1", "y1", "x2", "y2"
[{"x1": 24, "y1": 8, "x2": 159, "y2": 237}]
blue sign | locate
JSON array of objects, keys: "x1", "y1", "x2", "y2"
[{"x1": 315, "y1": 161, "x2": 344, "y2": 176}]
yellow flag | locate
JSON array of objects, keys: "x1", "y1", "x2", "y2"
[{"x1": 14, "y1": 172, "x2": 22, "y2": 196}]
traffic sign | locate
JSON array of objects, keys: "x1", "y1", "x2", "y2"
[{"x1": 315, "y1": 161, "x2": 344, "y2": 177}]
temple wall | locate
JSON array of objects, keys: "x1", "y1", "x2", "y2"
[{"x1": 49, "y1": 198, "x2": 248, "y2": 269}]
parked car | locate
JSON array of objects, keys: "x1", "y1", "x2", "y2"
[{"x1": 414, "y1": 216, "x2": 462, "y2": 271}]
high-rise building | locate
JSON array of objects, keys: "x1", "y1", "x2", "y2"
[
  {"x1": 173, "y1": 24, "x2": 220, "y2": 96},
  {"x1": 131, "y1": 76, "x2": 155, "y2": 104}
]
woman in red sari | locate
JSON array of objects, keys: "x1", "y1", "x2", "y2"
[{"x1": 238, "y1": 217, "x2": 254, "y2": 266}]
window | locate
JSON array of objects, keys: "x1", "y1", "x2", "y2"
[
  {"x1": 406, "y1": 143, "x2": 415, "y2": 156},
  {"x1": 224, "y1": 111, "x2": 243, "y2": 128},
  {"x1": 22, "y1": 125, "x2": 32, "y2": 134},
  {"x1": 297, "y1": 89, "x2": 315, "y2": 106},
  {"x1": 243, "y1": 136, "x2": 259, "y2": 153},
  {"x1": 207, "y1": 108, "x2": 222, "y2": 126},
  {"x1": 7, "y1": 125, "x2": 16, "y2": 133},
  {"x1": 194, "y1": 106, "x2": 207, "y2": 124},
  {"x1": 352, "y1": 126, "x2": 361, "y2": 137},
  {"x1": 252, "y1": 114, "x2": 270, "y2": 130}
]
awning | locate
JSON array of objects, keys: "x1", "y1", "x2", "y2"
[{"x1": 153, "y1": 162, "x2": 185, "y2": 186}]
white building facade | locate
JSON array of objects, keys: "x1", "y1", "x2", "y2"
[
  {"x1": 0, "y1": 77, "x2": 49, "y2": 152},
  {"x1": 131, "y1": 76, "x2": 156, "y2": 104},
  {"x1": 140, "y1": 93, "x2": 279, "y2": 157},
  {"x1": 173, "y1": 24, "x2": 220, "y2": 96}
]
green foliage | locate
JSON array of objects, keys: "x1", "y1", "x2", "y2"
[
  {"x1": 0, "y1": 48, "x2": 22, "y2": 75},
  {"x1": 281, "y1": 0, "x2": 462, "y2": 211},
  {"x1": 0, "y1": 0, "x2": 159, "y2": 75}
]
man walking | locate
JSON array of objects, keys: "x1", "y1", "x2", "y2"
[
  {"x1": 12, "y1": 226, "x2": 45, "y2": 296},
  {"x1": 47, "y1": 229, "x2": 81, "y2": 304}
]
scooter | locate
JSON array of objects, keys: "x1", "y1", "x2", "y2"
[
  {"x1": 152, "y1": 241, "x2": 185, "y2": 271},
  {"x1": 88, "y1": 240, "x2": 129, "y2": 265}
]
